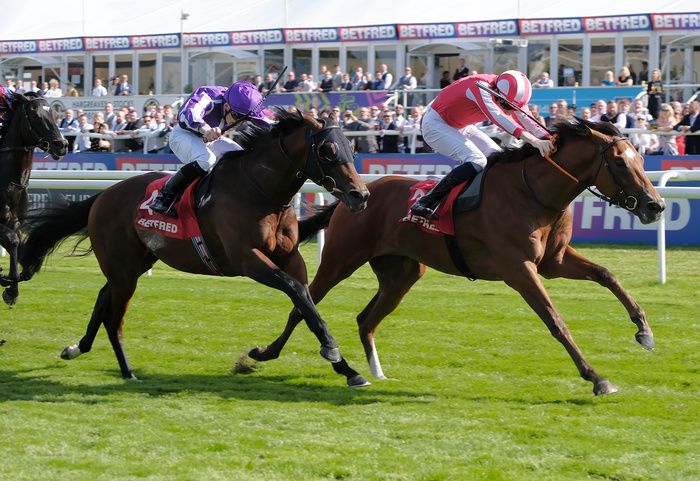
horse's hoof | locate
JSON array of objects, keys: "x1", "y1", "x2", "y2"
[
  {"x1": 124, "y1": 374, "x2": 139, "y2": 381},
  {"x1": 594, "y1": 380, "x2": 618, "y2": 396},
  {"x1": 0, "y1": 339, "x2": 6, "y2": 346},
  {"x1": 635, "y1": 332, "x2": 655, "y2": 351},
  {"x1": 60, "y1": 345, "x2": 81, "y2": 360},
  {"x1": 248, "y1": 346, "x2": 278, "y2": 362},
  {"x1": 2, "y1": 288, "x2": 17, "y2": 306},
  {"x1": 347, "y1": 374, "x2": 371, "y2": 388},
  {"x1": 320, "y1": 347, "x2": 341, "y2": 363}
]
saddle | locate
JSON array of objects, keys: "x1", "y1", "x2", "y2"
[{"x1": 401, "y1": 167, "x2": 487, "y2": 236}]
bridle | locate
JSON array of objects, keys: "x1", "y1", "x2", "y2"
[
  {"x1": 586, "y1": 137, "x2": 640, "y2": 211},
  {"x1": 0, "y1": 97, "x2": 62, "y2": 156},
  {"x1": 288, "y1": 119, "x2": 352, "y2": 195},
  {"x1": 523, "y1": 135, "x2": 640, "y2": 213}
]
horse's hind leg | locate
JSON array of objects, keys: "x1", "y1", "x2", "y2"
[
  {"x1": 61, "y1": 283, "x2": 110, "y2": 360},
  {"x1": 358, "y1": 256, "x2": 425, "y2": 379},
  {"x1": 0, "y1": 224, "x2": 21, "y2": 305},
  {"x1": 540, "y1": 245, "x2": 654, "y2": 350}
]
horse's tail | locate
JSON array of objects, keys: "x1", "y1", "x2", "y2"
[
  {"x1": 298, "y1": 202, "x2": 339, "y2": 243},
  {"x1": 20, "y1": 193, "x2": 101, "y2": 277}
]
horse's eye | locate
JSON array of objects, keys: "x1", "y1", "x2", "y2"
[{"x1": 615, "y1": 158, "x2": 626, "y2": 168}]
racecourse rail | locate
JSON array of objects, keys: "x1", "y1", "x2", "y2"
[{"x1": 0, "y1": 169, "x2": 694, "y2": 284}]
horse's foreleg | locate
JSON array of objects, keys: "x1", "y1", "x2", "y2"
[
  {"x1": 540, "y1": 245, "x2": 654, "y2": 350},
  {"x1": 102, "y1": 278, "x2": 138, "y2": 380},
  {"x1": 504, "y1": 261, "x2": 616, "y2": 396},
  {"x1": 243, "y1": 248, "x2": 369, "y2": 386}
]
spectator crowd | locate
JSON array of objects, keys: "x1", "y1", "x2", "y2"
[{"x1": 4, "y1": 60, "x2": 697, "y2": 156}]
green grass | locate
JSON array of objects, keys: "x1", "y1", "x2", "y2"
[{"x1": 1, "y1": 243, "x2": 698, "y2": 481}]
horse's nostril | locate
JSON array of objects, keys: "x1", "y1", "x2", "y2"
[{"x1": 648, "y1": 201, "x2": 664, "y2": 214}]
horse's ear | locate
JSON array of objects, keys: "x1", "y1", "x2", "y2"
[
  {"x1": 295, "y1": 107, "x2": 303, "y2": 121},
  {"x1": 12, "y1": 92, "x2": 29, "y2": 104}
]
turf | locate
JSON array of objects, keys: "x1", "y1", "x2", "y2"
[{"x1": 0, "y1": 243, "x2": 698, "y2": 481}]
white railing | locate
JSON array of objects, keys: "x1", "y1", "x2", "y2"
[{"x1": 0, "y1": 169, "x2": 694, "y2": 284}]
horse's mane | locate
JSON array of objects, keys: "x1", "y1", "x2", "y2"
[
  {"x1": 228, "y1": 107, "x2": 319, "y2": 152},
  {"x1": 487, "y1": 118, "x2": 621, "y2": 166}
]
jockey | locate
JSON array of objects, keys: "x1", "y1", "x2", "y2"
[
  {"x1": 410, "y1": 70, "x2": 554, "y2": 219},
  {"x1": 0, "y1": 84, "x2": 13, "y2": 146},
  {"x1": 150, "y1": 81, "x2": 272, "y2": 217}
]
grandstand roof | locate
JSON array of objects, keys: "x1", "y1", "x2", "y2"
[{"x1": 1, "y1": 0, "x2": 698, "y2": 40}]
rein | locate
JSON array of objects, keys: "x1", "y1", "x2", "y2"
[
  {"x1": 522, "y1": 134, "x2": 638, "y2": 212},
  {"x1": 239, "y1": 119, "x2": 347, "y2": 208}
]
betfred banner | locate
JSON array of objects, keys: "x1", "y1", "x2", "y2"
[{"x1": 30, "y1": 152, "x2": 700, "y2": 246}]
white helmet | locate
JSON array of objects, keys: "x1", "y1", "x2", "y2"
[{"x1": 495, "y1": 70, "x2": 532, "y2": 108}]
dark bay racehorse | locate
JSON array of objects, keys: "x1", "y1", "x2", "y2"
[
  {"x1": 250, "y1": 119, "x2": 665, "y2": 396},
  {"x1": 20, "y1": 110, "x2": 371, "y2": 385},
  {"x1": 0, "y1": 92, "x2": 67, "y2": 305}
]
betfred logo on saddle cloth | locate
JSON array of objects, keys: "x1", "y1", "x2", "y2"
[
  {"x1": 400, "y1": 179, "x2": 468, "y2": 236},
  {"x1": 136, "y1": 176, "x2": 200, "y2": 239},
  {"x1": 136, "y1": 175, "x2": 223, "y2": 275}
]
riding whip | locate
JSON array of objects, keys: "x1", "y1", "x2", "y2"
[{"x1": 476, "y1": 81, "x2": 552, "y2": 134}]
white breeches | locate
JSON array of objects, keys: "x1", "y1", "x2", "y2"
[
  {"x1": 421, "y1": 105, "x2": 502, "y2": 170},
  {"x1": 168, "y1": 125, "x2": 243, "y2": 171}
]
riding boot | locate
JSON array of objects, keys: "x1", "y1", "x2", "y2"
[
  {"x1": 410, "y1": 162, "x2": 480, "y2": 219},
  {"x1": 150, "y1": 161, "x2": 206, "y2": 218}
]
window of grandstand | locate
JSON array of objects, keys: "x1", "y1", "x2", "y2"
[
  {"x1": 138, "y1": 53, "x2": 156, "y2": 95},
  {"x1": 214, "y1": 62, "x2": 233, "y2": 86},
  {"x1": 590, "y1": 37, "x2": 615, "y2": 86},
  {"x1": 264, "y1": 49, "x2": 284, "y2": 78},
  {"x1": 319, "y1": 49, "x2": 340, "y2": 75},
  {"x1": 492, "y1": 44, "x2": 518, "y2": 75},
  {"x1": 558, "y1": 39, "x2": 583, "y2": 86},
  {"x1": 93, "y1": 55, "x2": 109, "y2": 88},
  {"x1": 293, "y1": 48, "x2": 312, "y2": 77},
  {"x1": 161, "y1": 53, "x2": 181, "y2": 94},
  {"x1": 236, "y1": 58, "x2": 258, "y2": 81},
  {"x1": 67, "y1": 55, "x2": 85, "y2": 94},
  {"x1": 528, "y1": 42, "x2": 552, "y2": 84},
  {"x1": 115, "y1": 54, "x2": 133, "y2": 85},
  {"x1": 623, "y1": 36, "x2": 650, "y2": 84},
  {"x1": 347, "y1": 48, "x2": 368, "y2": 76},
  {"x1": 375, "y1": 47, "x2": 396, "y2": 81}
]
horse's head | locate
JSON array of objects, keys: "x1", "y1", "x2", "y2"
[
  {"x1": 10, "y1": 93, "x2": 68, "y2": 159},
  {"x1": 300, "y1": 114, "x2": 369, "y2": 213},
  {"x1": 584, "y1": 125, "x2": 665, "y2": 224}
]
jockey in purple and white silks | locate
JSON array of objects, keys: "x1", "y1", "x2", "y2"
[{"x1": 150, "y1": 81, "x2": 273, "y2": 217}]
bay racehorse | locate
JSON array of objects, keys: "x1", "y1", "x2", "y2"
[
  {"x1": 249, "y1": 119, "x2": 665, "y2": 396},
  {"x1": 20, "y1": 110, "x2": 371, "y2": 385},
  {"x1": 0, "y1": 92, "x2": 67, "y2": 305}
]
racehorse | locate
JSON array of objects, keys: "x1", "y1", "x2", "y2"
[
  {"x1": 248, "y1": 119, "x2": 665, "y2": 396},
  {"x1": 0, "y1": 92, "x2": 67, "y2": 305},
  {"x1": 19, "y1": 110, "x2": 371, "y2": 385}
]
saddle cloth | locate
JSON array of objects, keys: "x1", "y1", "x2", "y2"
[
  {"x1": 135, "y1": 175, "x2": 202, "y2": 240},
  {"x1": 400, "y1": 169, "x2": 485, "y2": 236}
]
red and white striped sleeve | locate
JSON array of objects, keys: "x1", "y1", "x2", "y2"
[
  {"x1": 466, "y1": 80, "x2": 524, "y2": 138},
  {"x1": 513, "y1": 110, "x2": 551, "y2": 139}
]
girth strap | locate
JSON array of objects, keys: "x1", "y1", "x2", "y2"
[{"x1": 444, "y1": 235, "x2": 477, "y2": 281}]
